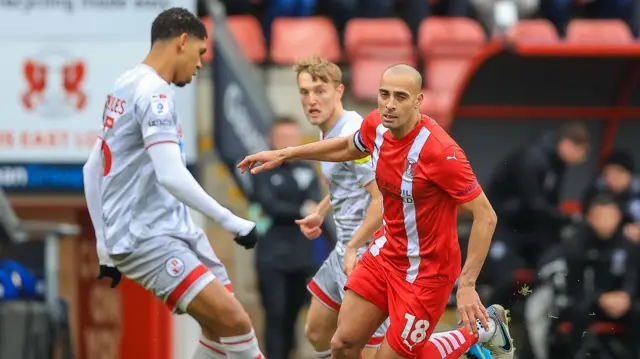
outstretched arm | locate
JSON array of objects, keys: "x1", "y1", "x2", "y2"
[
  {"x1": 148, "y1": 142, "x2": 255, "y2": 236},
  {"x1": 238, "y1": 135, "x2": 368, "y2": 174},
  {"x1": 282, "y1": 136, "x2": 367, "y2": 163}
]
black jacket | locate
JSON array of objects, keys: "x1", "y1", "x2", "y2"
[
  {"x1": 583, "y1": 176, "x2": 640, "y2": 225},
  {"x1": 486, "y1": 133, "x2": 571, "y2": 232},
  {"x1": 250, "y1": 161, "x2": 322, "y2": 271},
  {"x1": 563, "y1": 225, "x2": 639, "y2": 310}
]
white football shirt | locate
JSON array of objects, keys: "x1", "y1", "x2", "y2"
[
  {"x1": 320, "y1": 110, "x2": 376, "y2": 254},
  {"x1": 100, "y1": 64, "x2": 201, "y2": 255}
]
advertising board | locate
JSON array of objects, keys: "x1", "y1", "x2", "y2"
[{"x1": 0, "y1": 0, "x2": 197, "y2": 191}]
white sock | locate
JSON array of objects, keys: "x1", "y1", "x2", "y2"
[
  {"x1": 193, "y1": 336, "x2": 226, "y2": 359},
  {"x1": 220, "y1": 329, "x2": 264, "y2": 359},
  {"x1": 476, "y1": 318, "x2": 497, "y2": 343},
  {"x1": 315, "y1": 349, "x2": 332, "y2": 359}
]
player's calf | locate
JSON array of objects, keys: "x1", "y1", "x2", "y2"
[{"x1": 187, "y1": 280, "x2": 265, "y2": 359}]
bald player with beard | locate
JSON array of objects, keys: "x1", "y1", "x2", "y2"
[{"x1": 238, "y1": 64, "x2": 514, "y2": 359}]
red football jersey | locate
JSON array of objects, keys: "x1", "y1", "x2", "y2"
[{"x1": 352, "y1": 109, "x2": 482, "y2": 285}]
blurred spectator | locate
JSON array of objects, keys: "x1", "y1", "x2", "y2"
[
  {"x1": 546, "y1": 194, "x2": 640, "y2": 359},
  {"x1": 632, "y1": 0, "x2": 640, "y2": 37},
  {"x1": 583, "y1": 150, "x2": 640, "y2": 243},
  {"x1": 198, "y1": 0, "x2": 257, "y2": 17},
  {"x1": 470, "y1": 0, "x2": 539, "y2": 34},
  {"x1": 251, "y1": 116, "x2": 323, "y2": 359},
  {"x1": 541, "y1": 0, "x2": 633, "y2": 36},
  {"x1": 483, "y1": 122, "x2": 589, "y2": 305}
]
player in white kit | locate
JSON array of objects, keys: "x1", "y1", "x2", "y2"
[
  {"x1": 82, "y1": 8, "x2": 265, "y2": 359},
  {"x1": 290, "y1": 58, "x2": 389, "y2": 359}
]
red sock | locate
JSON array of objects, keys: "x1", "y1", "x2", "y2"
[{"x1": 418, "y1": 329, "x2": 478, "y2": 359}]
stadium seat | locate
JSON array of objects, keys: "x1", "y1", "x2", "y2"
[
  {"x1": 270, "y1": 17, "x2": 341, "y2": 64},
  {"x1": 566, "y1": 20, "x2": 633, "y2": 43},
  {"x1": 505, "y1": 19, "x2": 559, "y2": 43},
  {"x1": 345, "y1": 18, "x2": 414, "y2": 59},
  {"x1": 418, "y1": 17, "x2": 485, "y2": 58},
  {"x1": 201, "y1": 17, "x2": 214, "y2": 64},
  {"x1": 351, "y1": 57, "x2": 417, "y2": 101},
  {"x1": 420, "y1": 90, "x2": 454, "y2": 130},
  {"x1": 418, "y1": 18, "x2": 485, "y2": 92},
  {"x1": 226, "y1": 15, "x2": 267, "y2": 63},
  {"x1": 347, "y1": 19, "x2": 417, "y2": 101}
]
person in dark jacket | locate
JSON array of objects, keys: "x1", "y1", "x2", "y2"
[
  {"x1": 549, "y1": 194, "x2": 640, "y2": 359},
  {"x1": 251, "y1": 116, "x2": 323, "y2": 359},
  {"x1": 483, "y1": 122, "x2": 590, "y2": 305},
  {"x1": 583, "y1": 150, "x2": 640, "y2": 242}
]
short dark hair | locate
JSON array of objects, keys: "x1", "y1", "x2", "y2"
[
  {"x1": 558, "y1": 122, "x2": 590, "y2": 145},
  {"x1": 151, "y1": 7, "x2": 207, "y2": 44},
  {"x1": 272, "y1": 116, "x2": 299, "y2": 128},
  {"x1": 588, "y1": 193, "x2": 619, "y2": 209}
]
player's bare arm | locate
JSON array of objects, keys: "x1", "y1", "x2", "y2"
[
  {"x1": 238, "y1": 136, "x2": 366, "y2": 175},
  {"x1": 315, "y1": 194, "x2": 332, "y2": 217},
  {"x1": 343, "y1": 180, "x2": 382, "y2": 276},
  {"x1": 458, "y1": 192, "x2": 497, "y2": 287},
  {"x1": 457, "y1": 191, "x2": 497, "y2": 334}
]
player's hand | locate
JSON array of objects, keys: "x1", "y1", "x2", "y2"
[
  {"x1": 97, "y1": 265, "x2": 122, "y2": 288},
  {"x1": 456, "y1": 286, "x2": 490, "y2": 337},
  {"x1": 343, "y1": 246, "x2": 358, "y2": 276},
  {"x1": 237, "y1": 150, "x2": 286, "y2": 175},
  {"x1": 234, "y1": 227, "x2": 259, "y2": 249},
  {"x1": 295, "y1": 213, "x2": 324, "y2": 240}
]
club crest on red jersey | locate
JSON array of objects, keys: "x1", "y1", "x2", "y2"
[{"x1": 403, "y1": 158, "x2": 417, "y2": 180}]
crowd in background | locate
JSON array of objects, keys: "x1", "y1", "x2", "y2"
[
  {"x1": 199, "y1": 0, "x2": 640, "y2": 43},
  {"x1": 480, "y1": 123, "x2": 640, "y2": 359}
]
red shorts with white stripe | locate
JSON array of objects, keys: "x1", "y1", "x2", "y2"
[
  {"x1": 307, "y1": 249, "x2": 388, "y2": 347},
  {"x1": 112, "y1": 234, "x2": 231, "y2": 313},
  {"x1": 345, "y1": 249, "x2": 456, "y2": 358}
]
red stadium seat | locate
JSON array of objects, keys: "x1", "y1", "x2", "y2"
[
  {"x1": 226, "y1": 15, "x2": 267, "y2": 63},
  {"x1": 418, "y1": 18, "x2": 484, "y2": 92},
  {"x1": 270, "y1": 17, "x2": 341, "y2": 64},
  {"x1": 347, "y1": 19, "x2": 417, "y2": 101},
  {"x1": 425, "y1": 58, "x2": 476, "y2": 93},
  {"x1": 420, "y1": 90, "x2": 454, "y2": 130},
  {"x1": 418, "y1": 17, "x2": 485, "y2": 58},
  {"x1": 506, "y1": 19, "x2": 559, "y2": 43},
  {"x1": 566, "y1": 20, "x2": 633, "y2": 43},
  {"x1": 351, "y1": 57, "x2": 417, "y2": 101},
  {"x1": 201, "y1": 17, "x2": 214, "y2": 64},
  {"x1": 345, "y1": 18, "x2": 414, "y2": 60}
]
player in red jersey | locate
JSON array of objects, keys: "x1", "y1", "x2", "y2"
[{"x1": 238, "y1": 64, "x2": 515, "y2": 359}]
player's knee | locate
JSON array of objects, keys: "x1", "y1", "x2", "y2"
[
  {"x1": 216, "y1": 307, "x2": 252, "y2": 334},
  {"x1": 305, "y1": 320, "x2": 333, "y2": 348},
  {"x1": 330, "y1": 331, "x2": 362, "y2": 357}
]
